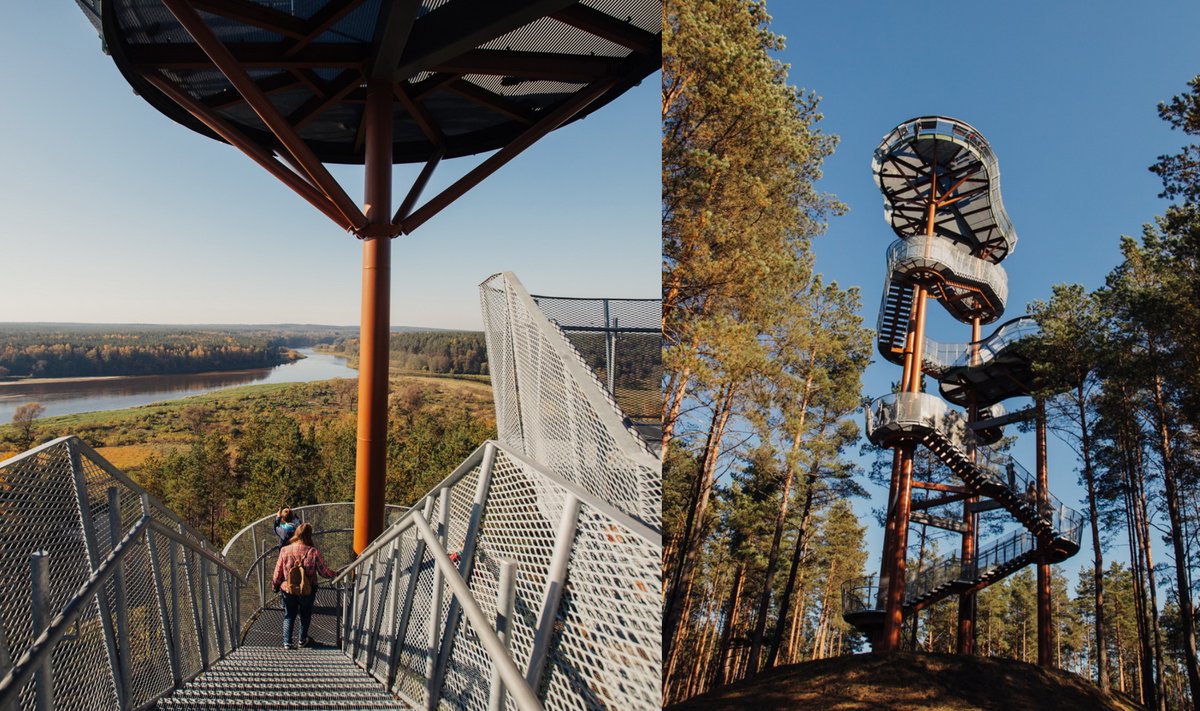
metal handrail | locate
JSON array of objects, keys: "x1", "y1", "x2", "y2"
[
  {"x1": 408, "y1": 512, "x2": 544, "y2": 711},
  {"x1": 0, "y1": 436, "x2": 207, "y2": 544},
  {"x1": 865, "y1": 391, "x2": 1083, "y2": 539},
  {"x1": 0, "y1": 514, "x2": 243, "y2": 709},
  {"x1": 885, "y1": 234, "x2": 1009, "y2": 320},
  {"x1": 221, "y1": 502, "x2": 405, "y2": 559},
  {"x1": 336, "y1": 438, "x2": 660, "y2": 709},
  {"x1": 331, "y1": 444, "x2": 490, "y2": 585}
]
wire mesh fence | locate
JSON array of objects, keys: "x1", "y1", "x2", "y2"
[
  {"x1": 0, "y1": 437, "x2": 240, "y2": 711},
  {"x1": 527, "y1": 293, "x2": 660, "y2": 424},
  {"x1": 480, "y1": 272, "x2": 661, "y2": 531},
  {"x1": 337, "y1": 441, "x2": 661, "y2": 711}
]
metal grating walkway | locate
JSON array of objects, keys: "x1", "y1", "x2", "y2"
[
  {"x1": 239, "y1": 587, "x2": 343, "y2": 648},
  {"x1": 155, "y1": 647, "x2": 407, "y2": 710}
]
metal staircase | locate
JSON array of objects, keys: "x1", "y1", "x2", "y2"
[{"x1": 155, "y1": 648, "x2": 406, "y2": 710}]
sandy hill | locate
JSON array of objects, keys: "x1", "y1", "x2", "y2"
[{"x1": 667, "y1": 652, "x2": 1143, "y2": 711}]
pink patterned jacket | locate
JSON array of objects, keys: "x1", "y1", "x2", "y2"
[{"x1": 272, "y1": 543, "x2": 338, "y2": 594}]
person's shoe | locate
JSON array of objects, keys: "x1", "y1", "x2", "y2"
[{"x1": 299, "y1": 637, "x2": 311, "y2": 648}]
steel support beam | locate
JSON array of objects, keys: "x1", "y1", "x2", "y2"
[
  {"x1": 399, "y1": 78, "x2": 615, "y2": 234},
  {"x1": 157, "y1": 0, "x2": 367, "y2": 230},
  {"x1": 354, "y1": 80, "x2": 394, "y2": 554}
]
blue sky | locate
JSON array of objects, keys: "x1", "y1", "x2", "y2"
[
  {"x1": 0, "y1": 4, "x2": 659, "y2": 330},
  {"x1": 763, "y1": 2, "x2": 1200, "y2": 585}
]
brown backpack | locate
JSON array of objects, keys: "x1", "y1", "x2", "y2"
[{"x1": 284, "y1": 548, "x2": 315, "y2": 595}]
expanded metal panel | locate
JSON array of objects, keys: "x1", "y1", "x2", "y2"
[
  {"x1": 0, "y1": 438, "x2": 241, "y2": 711},
  {"x1": 539, "y1": 501, "x2": 660, "y2": 710},
  {"x1": 479, "y1": 273, "x2": 661, "y2": 531},
  {"x1": 341, "y1": 442, "x2": 662, "y2": 710}
]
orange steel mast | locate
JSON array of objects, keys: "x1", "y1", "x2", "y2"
[
  {"x1": 354, "y1": 82, "x2": 394, "y2": 554},
  {"x1": 879, "y1": 177, "x2": 937, "y2": 650},
  {"x1": 957, "y1": 317, "x2": 982, "y2": 654}
]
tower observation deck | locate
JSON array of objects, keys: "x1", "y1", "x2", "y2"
[{"x1": 842, "y1": 117, "x2": 1082, "y2": 655}]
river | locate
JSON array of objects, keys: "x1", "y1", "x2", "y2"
[{"x1": 0, "y1": 348, "x2": 357, "y2": 422}]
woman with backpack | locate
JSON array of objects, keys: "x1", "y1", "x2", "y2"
[{"x1": 271, "y1": 522, "x2": 339, "y2": 649}]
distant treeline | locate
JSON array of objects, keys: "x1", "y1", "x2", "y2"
[
  {"x1": 0, "y1": 327, "x2": 353, "y2": 379},
  {"x1": 332, "y1": 331, "x2": 488, "y2": 375}
]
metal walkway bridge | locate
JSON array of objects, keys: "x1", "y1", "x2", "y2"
[{"x1": 0, "y1": 273, "x2": 662, "y2": 710}]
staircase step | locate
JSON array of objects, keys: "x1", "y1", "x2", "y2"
[{"x1": 155, "y1": 647, "x2": 407, "y2": 710}]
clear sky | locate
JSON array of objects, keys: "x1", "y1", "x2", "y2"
[
  {"x1": 0, "y1": 4, "x2": 659, "y2": 330},
  {"x1": 764, "y1": 2, "x2": 1200, "y2": 585}
]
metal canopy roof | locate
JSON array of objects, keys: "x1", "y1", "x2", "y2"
[
  {"x1": 98, "y1": 0, "x2": 660, "y2": 164},
  {"x1": 75, "y1": 0, "x2": 661, "y2": 236}
]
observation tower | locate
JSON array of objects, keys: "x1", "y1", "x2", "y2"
[{"x1": 843, "y1": 117, "x2": 1082, "y2": 656}]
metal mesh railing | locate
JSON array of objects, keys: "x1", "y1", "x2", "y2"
[
  {"x1": 0, "y1": 437, "x2": 241, "y2": 710},
  {"x1": 885, "y1": 234, "x2": 1009, "y2": 318},
  {"x1": 222, "y1": 503, "x2": 406, "y2": 642},
  {"x1": 335, "y1": 440, "x2": 662, "y2": 711},
  {"x1": 480, "y1": 273, "x2": 661, "y2": 530},
  {"x1": 864, "y1": 392, "x2": 1084, "y2": 541},
  {"x1": 528, "y1": 293, "x2": 660, "y2": 423},
  {"x1": 843, "y1": 517, "x2": 1086, "y2": 618}
]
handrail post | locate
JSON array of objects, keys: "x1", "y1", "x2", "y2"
[
  {"x1": 430, "y1": 443, "x2": 497, "y2": 705},
  {"x1": 424, "y1": 488, "x2": 451, "y2": 706},
  {"x1": 108, "y1": 489, "x2": 133, "y2": 701},
  {"x1": 203, "y1": 540, "x2": 225, "y2": 659},
  {"x1": 198, "y1": 552, "x2": 211, "y2": 665},
  {"x1": 602, "y1": 299, "x2": 614, "y2": 394},
  {"x1": 367, "y1": 553, "x2": 395, "y2": 675},
  {"x1": 30, "y1": 551, "x2": 55, "y2": 711},
  {"x1": 609, "y1": 316, "x2": 618, "y2": 395},
  {"x1": 386, "y1": 497, "x2": 435, "y2": 691},
  {"x1": 142, "y1": 494, "x2": 181, "y2": 688},
  {"x1": 231, "y1": 570, "x2": 241, "y2": 652},
  {"x1": 69, "y1": 450, "x2": 125, "y2": 710},
  {"x1": 168, "y1": 536, "x2": 182, "y2": 679},
  {"x1": 525, "y1": 493, "x2": 580, "y2": 694},
  {"x1": 352, "y1": 554, "x2": 373, "y2": 664},
  {"x1": 488, "y1": 558, "x2": 517, "y2": 711},
  {"x1": 181, "y1": 524, "x2": 208, "y2": 671},
  {"x1": 252, "y1": 527, "x2": 265, "y2": 610}
]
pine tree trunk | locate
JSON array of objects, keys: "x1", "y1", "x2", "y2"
[
  {"x1": 766, "y1": 472, "x2": 817, "y2": 669},
  {"x1": 1076, "y1": 387, "x2": 1109, "y2": 690},
  {"x1": 715, "y1": 562, "x2": 746, "y2": 687},
  {"x1": 1125, "y1": 381, "x2": 1168, "y2": 711},
  {"x1": 664, "y1": 383, "x2": 736, "y2": 673},
  {"x1": 1150, "y1": 367, "x2": 1200, "y2": 710}
]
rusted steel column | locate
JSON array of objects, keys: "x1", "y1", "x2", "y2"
[
  {"x1": 881, "y1": 445, "x2": 916, "y2": 649},
  {"x1": 1036, "y1": 399, "x2": 1053, "y2": 666},
  {"x1": 354, "y1": 81, "x2": 394, "y2": 554},
  {"x1": 872, "y1": 448, "x2": 902, "y2": 648},
  {"x1": 879, "y1": 195, "x2": 938, "y2": 651},
  {"x1": 957, "y1": 317, "x2": 982, "y2": 654}
]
